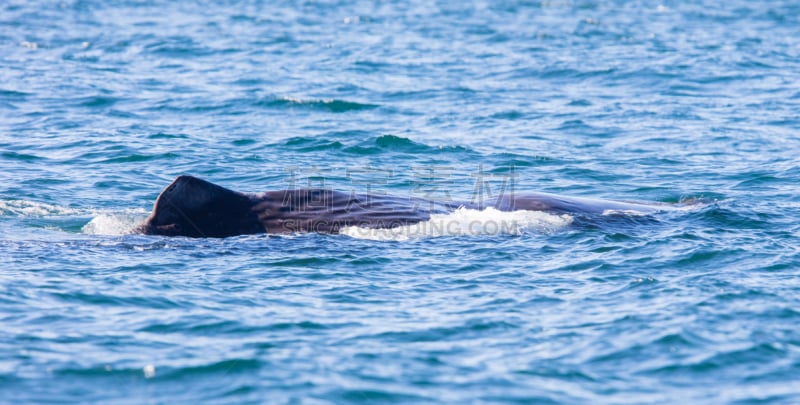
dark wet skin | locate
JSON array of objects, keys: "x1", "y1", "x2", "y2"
[{"x1": 136, "y1": 175, "x2": 672, "y2": 238}]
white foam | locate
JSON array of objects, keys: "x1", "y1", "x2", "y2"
[
  {"x1": 0, "y1": 199, "x2": 85, "y2": 217},
  {"x1": 81, "y1": 211, "x2": 148, "y2": 235},
  {"x1": 340, "y1": 207, "x2": 573, "y2": 241}
]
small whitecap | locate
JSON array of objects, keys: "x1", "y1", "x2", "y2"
[
  {"x1": 602, "y1": 209, "x2": 650, "y2": 216},
  {"x1": 343, "y1": 16, "x2": 360, "y2": 24},
  {"x1": 278, "y1": 95, "x2": 304, "y2": 104},
  {"x1": 143, "y1": 364, "x2": 156, "y2": 378}
]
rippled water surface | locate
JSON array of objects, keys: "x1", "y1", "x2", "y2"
[{"x1": 2, "y1": 0, "x2": 800, "y2": 403}]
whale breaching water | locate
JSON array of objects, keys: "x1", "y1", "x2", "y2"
[{"x1": 135, "y1": 175, "x2": 674, "y2": 238}]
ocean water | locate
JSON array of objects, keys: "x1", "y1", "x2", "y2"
[{"x1": 2, "y1": 0, "x2": 800, "y2": 403}]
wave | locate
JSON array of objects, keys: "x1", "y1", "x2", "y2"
[
  {"x1": 279, "y1": 134, "x2": 475, "y2": 156},
  {"x1": 0, "y1": 199, "x2": 147, "y2": 235},
  {"x1": 340, "y1": 207, "x2": 573, "y2": 241},
  {"x1": 263, "y1": 96, "x2": 378, "y2": 112},
  {"x1": 0, "y1": 199, "x2": 87, "y2": 217}
]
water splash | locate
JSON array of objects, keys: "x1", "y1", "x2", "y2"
[
  {"x1": 340, "y1": 207, "x2": 573, "y2": 241},
  {"x1": 82, "y1": 212, "x2": 147, "y2": 235}
]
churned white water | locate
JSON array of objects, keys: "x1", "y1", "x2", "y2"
[{"x1": 341, "y1": 207, "x2": 573, "y2": 241}]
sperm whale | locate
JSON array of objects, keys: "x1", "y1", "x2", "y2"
[{"x1": 136, "y1": 175, "x2": 672, "y2": 238}]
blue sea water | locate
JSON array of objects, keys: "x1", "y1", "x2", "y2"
[{"x1": 2, "y1": 0, "x2": 800, "y2": 403}]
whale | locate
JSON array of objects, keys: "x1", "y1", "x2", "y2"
[{"x1": 135, "y1": 175, "x2": 674, "y2": 238}]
